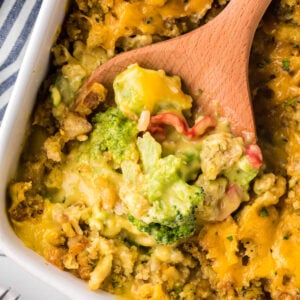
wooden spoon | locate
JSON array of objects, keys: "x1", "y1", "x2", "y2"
[{"x1": 77, "y1": 0, "x2": 271, "y2": 143}]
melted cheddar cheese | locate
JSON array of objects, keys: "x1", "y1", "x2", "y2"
[
  {"x1": 199, "y1": 0, "x2": 300, "y2": 298},
  {"x1": 87, "y1": 0, "x2": 213, "y2": 50}
]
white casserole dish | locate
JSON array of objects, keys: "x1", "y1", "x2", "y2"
[{"x1": 0, "y1": 1, "x2": 113, "y2": 299}]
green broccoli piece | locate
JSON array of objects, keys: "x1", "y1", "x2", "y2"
[
  {"x1": 90, "y1": 107, "x2": 139, "y2": 167},
  {"x1": 113, "y1": 64, "x2": 192, "y2": 117},
  {"x1": 224, "y1": 155, "x2": 259, "y2": 187},
  {"x1": 136, "y1": 130, "x2": 162, "y2": 173},
  {"x1": 142, "y1": 157, "x2": 203, "y2": 225},
  {"x1": 128, "y1": 213, "x2": 196, "y2": 244},
  {"x1": 52, "y1": 73, "x2": 75, "y2": 105},
  {"x1": 139, "y1": 130, "x2": 202, "y2": 181},
  {"x1": 125, "y1": 133, "x2": 204, "y2": 244}
]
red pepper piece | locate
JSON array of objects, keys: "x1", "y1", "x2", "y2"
[
  {"x1": 216, "y1": 184, "x2": 242, "y2": 221},
  {"x1": 186, "y1": 116, "x2": 216, "y2": 138},
  {"x1": 149, "y1": 112, "x2": 216, "y2": 138},
  {"x1": 245, "y1": 144, "x2": 263, "y2": 169},
  {"x1": 147, "y1": 125, "x2": 167, "y2": 139},
  {"x1": 226, "y1": 184, "x2": 242, "y2": 198},
  {"x1": 150, "y1": 113, "x2": 188, "y2": 134}
]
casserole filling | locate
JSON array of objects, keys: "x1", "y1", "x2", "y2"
[{"x1": 7, "y1": 0, "x2": 300, "y2": 298}]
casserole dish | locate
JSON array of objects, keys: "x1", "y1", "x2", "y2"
[
  {"x1": 2, "y1": 0, "x2": 300, "y2": 299},
  {"x1": 0, "y1": 1, "x2": 112, "y2": 299}
]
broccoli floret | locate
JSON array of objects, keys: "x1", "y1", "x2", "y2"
[
  {"x1": 128, "y1": 214, "x2": 196, "y2": 244},
  {"x1": 142, "y1": 160, "x2": 203, "y2": 225},
  {"x1": 224, "y1": 155, "x2": 259, "y2": 187},
  {"x1": 160, "y1": 130, "x2": 202, "y2": 181},
  {"x1": 113, "y1": 64, "x2": 192, "y2": 117},
  {"x1": 90, "y1": 107, "x2": 139, "y2": 167},
  {"x1": 124, "y1": 133, "x2": 204, "y2": 244}
]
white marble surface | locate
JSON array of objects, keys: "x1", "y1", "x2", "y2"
[{"x1": 0, "y1": 250, "x2": 68, "y2": 300}]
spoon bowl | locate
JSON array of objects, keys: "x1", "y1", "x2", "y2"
[{"x1": 77, "y1": 0, "x2": 271, "y2": 143}]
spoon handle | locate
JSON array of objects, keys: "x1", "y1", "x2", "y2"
[
  {"x1": 169, "y1": 0, "x2": 272, "y2": 141},
  {"x1": 215, "y1": 0, "x2": 272, "y2": 48}
]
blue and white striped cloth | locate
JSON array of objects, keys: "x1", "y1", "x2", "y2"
[{"x1": 0, "y1": 0, "x2": 42, "y2": 121}]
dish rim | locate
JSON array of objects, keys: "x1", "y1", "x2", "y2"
[{"x1": 0, "y1": 1, "x2": 113, "y2": 299}]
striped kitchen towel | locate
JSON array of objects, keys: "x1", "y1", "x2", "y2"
[{"x1": 0, "y1": 0, "x2": 42, "y2": 121}]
